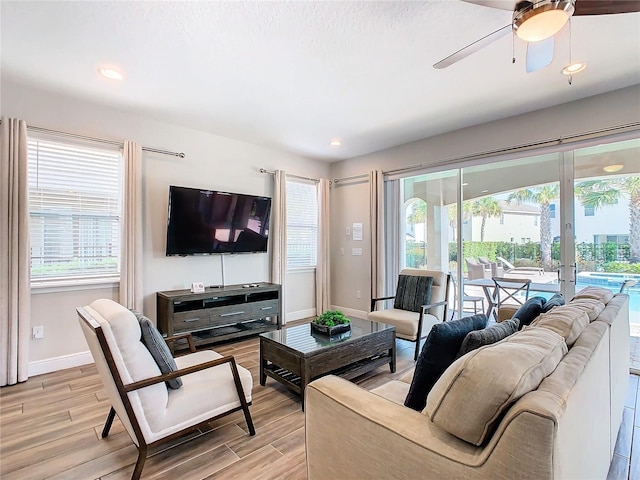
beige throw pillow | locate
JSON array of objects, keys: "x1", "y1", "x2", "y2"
[
  {"x1": 424, "y1": 327, "x2": 567, "y2": 446},
  {"x1": 566, "y1": 298, "x2": 605, "y2": 321},
  {"x1": 572, "y1": 286, "x2": 613, "y2": 304},
  {"x1": 530, "y1": 305, "x2": 590, "y2": 347}
]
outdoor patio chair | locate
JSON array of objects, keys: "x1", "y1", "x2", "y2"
[
  {"x1": 369, "y1": 268, "x2": 450, "y2": 361},
  {"x1": 491, "y1": 276, "x2": 532, "y2": 320},
  {"x1": 496, "y1": 256, "x2": 544, "y2": 275},
  {"x1": 478, "y1": 256, "x2": 504, "y2": 277},
  {"x1": 465, "y1": 258, "x2": 492, "y2": 280},
  {"x1": 78, "y1": 299, "x2": 255, "y2": 480},
  {"x1": 449, "y1": 272, "x2": 484, "y2": 319}
]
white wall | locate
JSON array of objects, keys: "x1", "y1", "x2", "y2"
[
  {"x1": 2, "y1": 78, "x2": 330, "y2": 371},
  {"x1": 329, "y1": 86, "x2": 640, "y2": 313}
]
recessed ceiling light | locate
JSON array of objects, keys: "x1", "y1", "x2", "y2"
[
  {"x1": 329, "y1": 140, "x2": 342, "y2": 147},
  {"x1": 561, "y1": 62, "x2": 587, "y2": 76},
  {"x1": 603, "y1": 164, "x2": 624, "y2": 173},
  {"x1": 98, "y1": 67, "x2": 123, "y2": 80}
]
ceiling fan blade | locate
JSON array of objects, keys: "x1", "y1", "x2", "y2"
[
  {"x1": 574, "y1": 0, "x2": 640, "y2": 15},
  {"x1": 433, "y1": 24, "x2": 511, "y2": 69},
  {"x1": 526, "y1": 36, "x2": 555, "y2": 72},
  {"x1": 460, "y1": 0, "x2": 517, "y2": 10}
]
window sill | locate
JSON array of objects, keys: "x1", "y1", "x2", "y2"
[
  {"x1": 31, "y1": 277, "x2": 120, "y2": 294},
  {"x1": 287, "y1": 267, "x2": 317, "y2": 274}
]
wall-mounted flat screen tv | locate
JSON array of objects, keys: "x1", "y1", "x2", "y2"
[{"x1": 166, "y1": 185, "x2": 271, "y2": 256}]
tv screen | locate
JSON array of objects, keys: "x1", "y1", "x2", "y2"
[{"x1": 166, "y1": 186, "x2": 271, "y2": 256}]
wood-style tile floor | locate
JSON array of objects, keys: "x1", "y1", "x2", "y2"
[{"x1": 0, "y1": 322, "x2": 634, "y2": 480}]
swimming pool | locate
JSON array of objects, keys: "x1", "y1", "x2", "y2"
[{"x1": 576, "y1": 272, "x2": 640, "y2": 324}]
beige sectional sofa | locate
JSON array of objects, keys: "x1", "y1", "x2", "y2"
[{"x1": 305, "y1": 288, "x2": 630, "y2": 480}]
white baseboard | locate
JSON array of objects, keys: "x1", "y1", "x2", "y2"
[
  {"x1": 330, "y1": 305, "x2": 369, "y2": 320},
  {"x1": 29, "y1": 351, "x2": 94, "y2": 377},
  {"x1": 285, "y1": 308, "x2": 317, "y2": 324}
]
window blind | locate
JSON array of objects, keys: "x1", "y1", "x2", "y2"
[
  {"x1": 286, "y1": 180, "x2": 318, "y2": 268},
  {"x1": 28, "y1": 138, "x2": 122, "y2": 282}
]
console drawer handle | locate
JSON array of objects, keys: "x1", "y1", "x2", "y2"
[
  {"x1": 220, "y1": 311, "x2": 245, "y2": 317},
  {"x1": 260, "y1": 306, "x2": 273, "y2": 310},
  {"x1": 183, "y1": 317, "x2": 201, "y2": 323}
]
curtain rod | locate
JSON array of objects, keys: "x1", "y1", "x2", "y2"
[
  {"x1": 383, "y1": 122, "x2": 640, "y2": 177},
  {"x1": 331, "y1": 173, "x2": 369, "y2": 185},
  {"x1": 259, "y1": 168, "x2": 319, "y2": 183},
  {"x1": 27, "y1": 125, "x2": 186, "y2": 158}
]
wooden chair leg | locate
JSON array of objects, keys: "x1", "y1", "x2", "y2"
[
  {"x1": 101, "y1": 406, "x2": 116, "y2": 438},
  {"x1": 131, "y1": 445, "x2": 147, "y2": 480}
]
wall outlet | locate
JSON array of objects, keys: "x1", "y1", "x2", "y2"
[
  {"x1": 356, "y1": 290, "x2": 361, "y2": 299},
  {"x1": 32, "y1": 325, "x2": 44, "y2": 340}
]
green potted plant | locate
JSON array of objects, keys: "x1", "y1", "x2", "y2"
[{"x1": 311, "y1": 310, "x2": 351, "y2": 335}]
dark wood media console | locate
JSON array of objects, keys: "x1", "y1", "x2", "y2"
[{"x1": 157, "y1": 283, "x2": 282, "y2": 351}]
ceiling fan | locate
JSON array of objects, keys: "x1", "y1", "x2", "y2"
[{"x1": 433, "y1": 0, "x2": 640, "y2": 73}]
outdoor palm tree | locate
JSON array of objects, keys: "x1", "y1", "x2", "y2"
[
  {"x1": 471, "y1": 197, "x2": 501, "y2": 242},
  {"x1": 508, "y1": 184, "x2": 560, "y2": 270},
  {"x1": 447, "y1": 201, "x2": 472, "y2": 241},
  {"x1": 576, "y1": 176, "x2": 640, "y2": 263}
]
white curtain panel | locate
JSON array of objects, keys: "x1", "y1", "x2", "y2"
[
  {"x1": 0, "y1": 118, "x2": 31, "y2": 386},
  {"x1": 369, "y1": 170, "x2": 386, "y2": 302},
  {"x1": 384, "y1": 179, "x2": 401, "y2": 297},
  {"x1": 316, "y1": 178, "x2": 331, "y2": 315},
  {"x1": 270, "y1": 170, "x2": 287, "y2": 323},
  {"x1": 119, "y1": 141, "x2": 143, "y2": 312}
]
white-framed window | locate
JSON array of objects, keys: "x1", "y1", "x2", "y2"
[
  {"x1": 28, "y1": 137, "x2": 122, "y2": 285},
  {"x1": 286, "y1": 179, "x2": 318, "y2": 269}
]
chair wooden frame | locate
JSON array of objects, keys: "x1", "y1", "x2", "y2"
[
  {"x1": 371, "y1": 273, "x2": 450, "y2": 361},
  {"x1": 78, "y1": 307, "x2": 255, "y2": 480},
  {"x1": 490, "y1": 277, "x2": 532, "y2": 319},
  {"x1": 449, "y1": 273, "x2": 484, "y2": 319}
]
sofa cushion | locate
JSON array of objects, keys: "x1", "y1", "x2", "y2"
[
  {"x1": 567, "y1": 297, "x2": 606, "y2": 321},
  {"x1": 512, "y1": 296, "x2": 547, "y2": 329},
  {"x1": 425, "y1": 327, "x2": 567, "y2": 446},
  {"x1": 394, "y1": 275, "x2": 433, "y2": 313},
  {"x1": 404, "y1": 314, "x2": 488, "y2": 411},
  {"x1": 573, "y1": 286, "x2": 614, "y2": 304},
  {"x1": 456, "y1": 318, "x2": 519, "y2": 358},
  {"x1": 541, "y1": 293, "x2": 565, "y2": 313},
  {"x1": 529, "y1": 305, "x2": 590, "y2": 347},
  {"x1": 139, "y1": 316, "x2": 182, "y2": 389}
]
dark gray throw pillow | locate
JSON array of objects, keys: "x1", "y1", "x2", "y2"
[
  {"x1": 394, "y1": 275, "x2": 434, "y2": 312},
  {"x1": 137, "y1": 314, "x2": 182, "y2": 390},
  {"x1": 456, "y1": 318, "x2": 520, "y2": 358},
  {"x1": 404, "y1": 314, "x2": 488, "y2": 411},
  {"x1": 541, "y1": 293, "x2": 565, "y2": 313},
  {"x1": 512, "y1": 296, "x2": 547, "y2": 330}
]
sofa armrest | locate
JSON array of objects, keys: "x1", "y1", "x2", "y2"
[{"x1": 305, "y1": 375, "x2": 483, "y2": 480}]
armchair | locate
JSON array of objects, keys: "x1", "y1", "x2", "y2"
[
  {"x1": 478, "y1": 256, "x2": 504, "y2": 277},
  {"x1": 369, "y1": 269, "x2": 450, "y2": 361},
  {"x1": 78, "y1": 299, "x2": 255, "y2": 480},
  {"x1": 465, "y1": 258, "x2": 492, "y2": 280}
]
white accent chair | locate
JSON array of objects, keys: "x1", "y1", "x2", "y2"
[
  {"x1": 369, "y1": 269, "x2": 450, "y2": 361},
  {"x1": 78, "y1": 299, "x2": 254, "y2": 480}
]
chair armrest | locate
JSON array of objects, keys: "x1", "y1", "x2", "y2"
[
  {"x1": 371, "y1": 295, "x2": 396, "y2": 311},
  {"x1": 124, "y1": 355, "x2": 237, "y2": 392},
  {"x1": 421, "y1": 300, "x2": 448, "y2": 312},
  {"x1": 164, "y1": 332, "x2": 196, "y2": 353}
]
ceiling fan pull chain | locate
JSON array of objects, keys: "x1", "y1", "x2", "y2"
[
  {"x1": 512, "y1": 33, "x2": 516, "y2": 64},
  {"x1": 567, "y1": 19, "x2": 572, "y2": 85}
]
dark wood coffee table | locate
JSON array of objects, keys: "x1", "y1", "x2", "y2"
[{"x1": 259, "y1": 317, "x2": 396, "y2": 409}]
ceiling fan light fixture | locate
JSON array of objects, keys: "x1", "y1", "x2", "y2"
[
  {"x1": 603, "y1": 164, "x2": 624, "y2": 173},
  {"x1": 513, "y1": 0, "x2": 575, "y2": 42},
  {"x1": 561, "y1": 61, "x2": 587, "y2": 75}
]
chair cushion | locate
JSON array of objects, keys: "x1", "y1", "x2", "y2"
[
  {"x1": 368, "y1": 309, "x2": 438, "y2": 340},
  {"x1": 139, "y1": 316, "x2": 182, "y2": 389},
  {"x1": 512, "y1": 296, "x2": 546, "y2": 329},
  {"x1": 404, "y1": 314, "x2": 488, "y2": 411},
  {"x1": 541, "y1": 293, "x2": 565, "y2": 313},
  {"x1": 425, "y1": 327, "x2": 567, "y2": 446},
  {"x1": 456, "y1": 318, "x2": 520, "y2": 358},
  {"x1": 529, "y1": 305, "x2": 590, "y2": 347},
  {"x1": 394, "y1": 275, "x2": 434, "y2": 313}
]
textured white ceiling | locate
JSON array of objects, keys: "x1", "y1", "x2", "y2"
[{"x1": 2, "y1": 1, "x2": 639, "y2": 161}]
